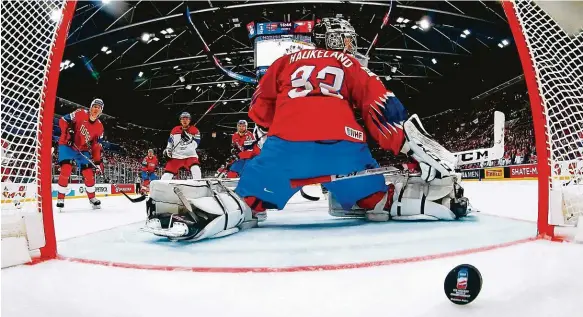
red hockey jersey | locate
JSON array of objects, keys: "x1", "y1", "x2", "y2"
[
  {"x1": 232, "y1": 130, "x2": 259, "y2": 159},
  {"x1": 141, "y1": 155, "x2": 158, "y2": 173},
  {"x1": 249, "y1": 49, "x2": 408, "y2": 155},
  {"x1": 59, "y1": 109, "x2": 104, "y2": 161}
]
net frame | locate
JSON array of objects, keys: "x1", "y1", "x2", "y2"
[
  {"x1": 502, "y1": 0, "x2": 583, "y2": 239},
  {"x1": 1, "y1": 0, "x2": 77, "y2": 260}
]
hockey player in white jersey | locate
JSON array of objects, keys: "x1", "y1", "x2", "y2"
[{"x1": 161, "y1": 112, "x2": 202, "y2": 180}]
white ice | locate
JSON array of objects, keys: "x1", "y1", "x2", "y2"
[{"x1": 2, "y1": 180, "x2": 582, "y2": 317}]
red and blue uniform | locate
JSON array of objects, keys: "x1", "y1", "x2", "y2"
[
  {"x1": 141, "y1": 155, "x2": 159, "y2": 186},
  {"x1": 228, "y1": 131, "x2": 260, "y2": 178},
  {"x1": 56, "y1": 109, "x2": 104, "y2": 200},
  {"x1": 235, "y1": 49, "x2": 408, "y2": 210}
]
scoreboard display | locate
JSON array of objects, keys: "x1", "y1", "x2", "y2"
[{"x1": 251, "y1": 21, "x2": 316, "y2": 78}]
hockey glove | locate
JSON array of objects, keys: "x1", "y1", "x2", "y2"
[
  {"x1": 400, "y1": 115, "x2": 456, "y2": 182},
  {"x1": 66, "y1": 128, "x2": 75, "y2": 146},
  {"x1": 163, "y1": 148, "x2": 172, "y2": 158},
  {"x1": 253, "y1": 125, "x2": 268, "y2": 149},
  {"x1": 94, "y1": 161, "x2": 105, "y2": 175}
]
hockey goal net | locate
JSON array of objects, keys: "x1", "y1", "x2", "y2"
[
  {"x1": 502, "y1": 1, "x2": 583, "y2": 240},
  {"x1": 1, "y1": 0, "x2": 76, "y2": 267}
]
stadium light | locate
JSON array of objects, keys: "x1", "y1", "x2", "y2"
[
  {"x1": 397, "y1": 17, "x2": 404, "y2": 23},
  {"x1": 419, "y1": 18, "x2": 431, "y2": 30},
  {"x1": 141, "y1": 33, "x2": 151, "y2": 42},
  {"x1": 463, "y1": 29, "x2": 471, "y2": 35},
  {"x1": 166, "y1": 28, "x2": 174, "y2": 34},
  {"x1": 186, "y1": 85, "x2": 192, "y2": 90},
  {"x1": 411, "y1": 25, "x2": 418, "y2": 30},
  {"x1": 101, "y1": 46, "x2": 108, "y2": 52},
  {"x1": 50, "y1": 9, "x2": 62, "y2": 23},
  {"x1": 460, "y1": 34, "x2": 467, "y2": 38},
  {"x1": 138, "y1": 71, "x2": 144, "y2": 77},
  {"x1": 69, "y1": 63, "x2": 75, "y2": 68},
  {"x1": 391, "y1": 66, "x2": 397, "y2": 73},
  {"x1": 501, "y1": 39, "x2": 509, "y2": 46},
  {"x1": 102, "y1": 0, "x2": 111, "y2": 4},
  {"x1": 153, "y1": 37, "x2": 160, "y2": 41},
  {"x1": 173, "y1": 65, "x2": 179, "y2": 69},
  {"x1": 431, "y1": 58, "x2": 437, "y2": 64},
  {"x1": 396, "y1": 55, "x2": 402, "y2": 59},
  {"x1": 498, "y1": 43, "x2": 504, "y2": 48},
  {"x1": 106, "y1": 50, "x2": 112, "y2": 54},
  {"x1": 160, "y1": 30, "x2": 167, "y2": 35},
  {"x1": 179, "y1": 76, "x2": 185, "y2": 83}
]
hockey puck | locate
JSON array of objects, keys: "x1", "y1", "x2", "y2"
[{"x1": 444, "y1": 264, "x2": 482, "y2": 305}]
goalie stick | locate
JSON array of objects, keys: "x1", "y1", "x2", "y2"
[{"x1": 72, "y1": 145, "x2": 147, "y2": 203}]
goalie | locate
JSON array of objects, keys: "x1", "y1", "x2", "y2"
[{"x1": 142, "y1": 18, "x2": 472, "y2": 241}]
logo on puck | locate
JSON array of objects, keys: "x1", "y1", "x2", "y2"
[{"x1": 444, "y1": 264, "x2": 482, "y2": 305}]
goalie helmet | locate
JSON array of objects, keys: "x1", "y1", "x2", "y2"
[{"x1": 312, "y1": 18, "x2": 357, "y2": 55}]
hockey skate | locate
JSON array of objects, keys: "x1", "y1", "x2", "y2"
[
  {"x1": 89, "y1": 197, "x2": 101, "y2": 210},
  {"x1": 56, "y1": 198, "x2": 65, "y2": 212}
]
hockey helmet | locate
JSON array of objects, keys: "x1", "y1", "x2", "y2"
[
  {"x1": 312, "y1": 18, "x2": 357, "y2": 54},
  {"x1": 179, "y1": 112, "x2": 191, "y2": 120},
  {"x1": 237, "y1": 119, "x2": 248, "y2": 126},
  {"x1": 91, "y1": 98, "x2": 104, "y2": 109}
]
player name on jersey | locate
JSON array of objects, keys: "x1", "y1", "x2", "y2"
[{"x1": 289, "y1": 49, "x2": 354, "y2": 67}]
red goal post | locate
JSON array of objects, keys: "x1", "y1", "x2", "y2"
[
  {"x1": 502, "y1": 1, "x2": 583, "y2": 240},
  {"x1": 1, "y1": 0, "x2": 77, "y2": 267}
]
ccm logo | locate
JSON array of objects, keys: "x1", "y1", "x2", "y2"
[{"x1": 456, "y1": 150, "x2": 489, "y2": 162}]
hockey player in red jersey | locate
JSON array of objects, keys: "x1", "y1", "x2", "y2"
[
  {"x1": 142, "y1": 18, "x2": 470, "y2": 242},
  {"x1": 56, "y1": 98, "x2": 105, "y2": 209},
  {"x1": 235, "y1": 18, "x2": 463, "y2": 222},
  {"x1": 227, "y1": 119, "x2": 260, "y2": 178},
  {"x1": 161, "y1": 112, "x2": 202, "y2": 180},
  {"x1": 140, "y1": 149, "x2": 159, "y2": 194}
]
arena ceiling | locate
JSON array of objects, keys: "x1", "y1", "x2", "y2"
[{"x1": 57, "y1": 0, "x2": 524, "y2": 133}]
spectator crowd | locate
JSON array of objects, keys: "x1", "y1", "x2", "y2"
[{"x1": 46, "y1": 84, "x2": 543, "y2": 184}]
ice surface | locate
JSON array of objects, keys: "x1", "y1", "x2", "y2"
[{"x1": 2, "y1": 180, "x2": 582, "y2": 317}]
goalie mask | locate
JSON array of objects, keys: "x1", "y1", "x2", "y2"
[{"x1": 313, "y1": 18, "x2": 357, "y2": 55}]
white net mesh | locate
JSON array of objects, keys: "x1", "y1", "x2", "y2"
[
  {"x1": 1, "y1": 1, "x2": 68, "y2": 243},
  {"x1": 509, "y1": 0, "x2": 583, "y2": 226}
]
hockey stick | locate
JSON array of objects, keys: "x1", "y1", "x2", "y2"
[
  {"x1": 72, "y1": 145, "x2": 147, "y2": 203},
  {"x1": 290, "y1": 166, "x2": 408, "y2": 188},
  {"x1": 453, "y1": 111, "x2": 505, "y2": 166},
  {"x1": 184, "y1": 6, "x2": 258, "y2": 84},
  {"x1": 365, "y1": 0, "x2": 393, "y2": 57}
]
